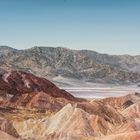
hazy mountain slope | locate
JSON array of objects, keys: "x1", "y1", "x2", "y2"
[
  {"x1": 0, "y1": 46, "x2": 17, "y2": 58},
  {"x1": 0, "y1": 46, "x2": 140, "y2": 84}
]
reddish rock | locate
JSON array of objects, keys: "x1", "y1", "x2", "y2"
[
  {"x1": 10, "y1": 91, "x2": 74, "y2": 111},
  {"x1": 101, "y1": 93, "x2": 140, "y2": 108},
  {"x1": 0, "y1": 118, "x2": 19, "y2": 138},
  {"x1": 1, "y1": 70, "x2": 140, "y2": 140},
  {"x1": 0, "y1": 70, "x2": 77, "y2": 101}
]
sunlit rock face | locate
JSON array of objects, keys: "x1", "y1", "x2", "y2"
[
  {"x1": 0, "y1": 70, "x2": 140, "y2": 140},
  {"x1": 0, "y1": 117, "x2": 19, "y2": 138},
  {"x1": 0, "y1": 130, "x2": 21, "y2": 140}
]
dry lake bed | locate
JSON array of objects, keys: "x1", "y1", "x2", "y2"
[{"x1": 62, "y1": 85, "x2": 140, "y2": 99}]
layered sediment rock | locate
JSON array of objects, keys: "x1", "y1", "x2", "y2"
[{"x1": 0, "y1": 70, "x2": 140, "y2": 140}]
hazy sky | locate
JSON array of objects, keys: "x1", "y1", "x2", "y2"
[{"x1": 0, "y1": 0, "x2": 140, "y2": 55}]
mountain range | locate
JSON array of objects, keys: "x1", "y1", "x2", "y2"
[{"x1": 0, "y1": 46, "x2": 140, "y2": 85}]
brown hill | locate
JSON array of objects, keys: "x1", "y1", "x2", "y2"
[
  {"x1": 0, "y1": 70, "x2": 76, "y2": 100},
  {"x1": 0, "y1": 70, "x2": 140, "y2": 140}
]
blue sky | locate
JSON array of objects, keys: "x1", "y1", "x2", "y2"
[{"x1": 0, "y1": 0, "x2": 140, "y2": 55}]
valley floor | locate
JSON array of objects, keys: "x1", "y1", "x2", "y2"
[{"x1": 63, "y1": 85, "x2": 140, "y2": 99}]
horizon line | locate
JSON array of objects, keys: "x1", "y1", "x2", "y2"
[{"x1": 0, "y1": 45, "x2": 139, "y2": 56}]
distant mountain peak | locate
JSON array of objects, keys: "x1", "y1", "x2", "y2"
[{"x1": 0, "y1": 46, "x2": 15, "y2": 50}]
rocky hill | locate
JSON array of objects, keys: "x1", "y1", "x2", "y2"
[
  {"x1": 0, "y1": 70, "x2": 140, "y2": 139},
  {"x1": 0, "y1": 70, "x2": 80, "y2": 111},
  {"x1": 0, "y1": 46, "x2": 140, "y2": 84}
]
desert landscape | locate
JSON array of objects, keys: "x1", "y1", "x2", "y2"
[
  {"x1": 0, "y1": 69, "x2": 140, "y2": 140},
  {"x1": 0, "y1": 0, "x2": 140, "y2": 139},
  {"x1": 0, "y1": 47, "x2": 140, "y2": 139}
]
